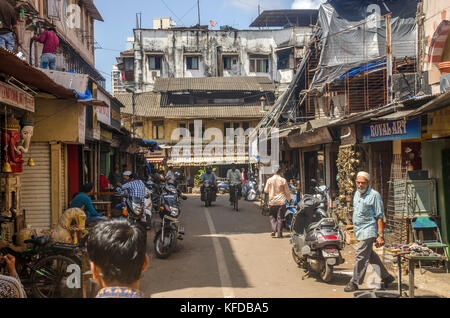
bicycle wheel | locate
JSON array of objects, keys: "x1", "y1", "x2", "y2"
[{"x1": 30, "y1": 255, "x2": 82, "y2": 298}]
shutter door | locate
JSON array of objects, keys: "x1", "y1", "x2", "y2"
[{"x1": 21, "y1": 142, "x2": 51, "y2": 230}]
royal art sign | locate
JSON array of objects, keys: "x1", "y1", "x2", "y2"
[
  {"x1": 362, "y1": 118, "x2": 421, "y2": 143},
  {"x1": 0, "y1": 81, "x2": 35, "y2": 112}
]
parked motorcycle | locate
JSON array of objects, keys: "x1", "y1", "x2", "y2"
[
  {"x1": 218, "y1": 180, "x2": 229, "y2": 194},
  {"x1": 242, "y1": 177, "x2": 258, "y2": 201},
  {"x1": 284, "y1": 185, "x2": 301, "y2": 230},
  {"x1": 290, "y1": 182, "x2": 345, "y2": 283},
  {"x1": 153, "y1": 186, "x2": 186, "y2": 259},
  {"x1": 201, "y1": 180, "x2": 216, "y2": 207}
]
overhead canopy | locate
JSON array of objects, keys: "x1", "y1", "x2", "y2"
[
  {"x1": 0, "y1": 47, "x2": 77, "y2": 99},
  {"x1": 250, "y1": 9, "x2": 318, "y2": 28}
]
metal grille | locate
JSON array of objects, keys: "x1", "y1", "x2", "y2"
[{"x1": 385, "y1": 154, "x2": 408, "y2": 246}]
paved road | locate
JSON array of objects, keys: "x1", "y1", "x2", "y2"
[{"x1": 140, "y1": 194, "x2": 359, "y2": 298}]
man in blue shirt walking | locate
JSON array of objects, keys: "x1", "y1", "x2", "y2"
[
  {"x1": 344, "y1": 171, "x2": 395, "y2": 292},
  {"x1": 70, "y1": 183, "x2": 107, "y2": 225}
]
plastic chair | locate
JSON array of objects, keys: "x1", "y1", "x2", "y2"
[{"x1": 411, "y1": 217, "x2": 449, "y2": 271}]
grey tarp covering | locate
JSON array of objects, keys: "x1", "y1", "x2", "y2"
[{"x1": 312, "y1": 0, "x2": 418, "y2": 90}]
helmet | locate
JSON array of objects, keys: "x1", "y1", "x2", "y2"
[{"x1": 174, "y1": 171, "x2": 183, "y2": 180}]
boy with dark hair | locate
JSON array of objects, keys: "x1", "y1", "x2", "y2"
[{"x1": 87, "y1": 219, "x2": 149, "y2": 298}]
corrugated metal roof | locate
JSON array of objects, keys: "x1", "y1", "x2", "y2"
[
  {"x1": 250, "y1": 9, "x2": 318, "y2": 27},
  {"x1": 115, "y1": 92, "x2": 271, "y2": 119},
  {"x1": 153, "y1": 76, "x2": 276, "y2": 92}
]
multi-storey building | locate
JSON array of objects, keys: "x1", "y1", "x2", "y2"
[
  {"x1": 14, "y1": 0, "x2": 105, "y2": 86},
  {"x1": 126, "y1": 10, "x2": 317, "y2": 94}
]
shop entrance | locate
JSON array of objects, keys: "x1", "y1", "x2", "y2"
[
  {"x1": 371, "y1": 141, "x2": 392, "y2": 208},
  {"x1": 304, "y1": 149, "x2": 325, "y2": 194}
]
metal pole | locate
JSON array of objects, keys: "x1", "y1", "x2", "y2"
[
  {"x1": 197, "y1": 0, "x2": 201, "y2": 26},
  {"x1": 385, "y1": 13, "x2": 393, "y2": 104},
  {"x1": 132, "y1": 92, "x2": 136, "y2": 139}
]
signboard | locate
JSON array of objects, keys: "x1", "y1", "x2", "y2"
[
  {"x1": 96, "y1": 89, "x2": 111, "y2": 126},
  {"x1": 78, "y1": 106, "x2": 86, "y2": 144},
  {"x1": 0, "y1": 81, "x2": 35, "y2": 112},
  {"x1": 362, "y1": 118, "x2": 421, "y2": 143},
  {"x1": 426, "y1": 106, "x2": 450, "y2": 138}
]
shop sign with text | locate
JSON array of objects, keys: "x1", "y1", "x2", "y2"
[
  {"x1": 0, "y1": 81, "x2": 35, "y2": 112},
  {"x1": 362, "y1": 118, "x2": 421, "y2": 143}
]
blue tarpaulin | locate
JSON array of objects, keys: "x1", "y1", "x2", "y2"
[
  {"x1": 72, "y1": 88, "x2": 93, "y2": 101},
  {"x1": 338, "y1": 61, "x2": 386, "y2": 80}
]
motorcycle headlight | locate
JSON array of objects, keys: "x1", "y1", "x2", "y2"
[
  {"x1": 133, "y1": 205, "x2": 142, "y2": 215},
  {"x1": 170, "y1": 207, "x2": 179, "y2": 217}
]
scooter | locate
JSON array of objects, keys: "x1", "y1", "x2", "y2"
[
  {"x1": 242, "y1": 177, "x2": 258, "y2": 201},
  {"x1": 290, "y1": 182, "x2": 345, "y2": 283}
]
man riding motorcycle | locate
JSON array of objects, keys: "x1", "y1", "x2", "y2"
[
  {"x1": 200, "y1": 165, "x2": 218, "y2": 195},
  {"x1": 227, "y1": 163, "x2": 242, "y2": 205}
]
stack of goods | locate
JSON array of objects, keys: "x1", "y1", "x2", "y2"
[
  {"x1": 333, "y1": 146, "x2": 362, "y2": 226},
  {"x1": 388, "y1": 243, "x2": 443, "y2": 258}
]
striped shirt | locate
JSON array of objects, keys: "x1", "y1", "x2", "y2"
[
  {"x1": 0, "y1": 274, "x2": 26, "y2": 298},
  {"x1": 117, "y1": 180, "x2": 149, "y2": 201}
]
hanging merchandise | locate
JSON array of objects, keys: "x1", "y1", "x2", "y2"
[{"x1": 332, "y1": 145, "x2": 362, "y2": 227}]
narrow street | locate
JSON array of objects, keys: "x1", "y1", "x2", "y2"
[{"x1": 141, "y1": 194, "x2": 354, "y2": 298}]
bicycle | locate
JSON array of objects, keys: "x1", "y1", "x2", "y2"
[
  {"x1": 0, "y1": 236, "x2": 83, "y2": 298},
  {"x1": 230, "y1": 184, "x2": 241, "y2": 212}
]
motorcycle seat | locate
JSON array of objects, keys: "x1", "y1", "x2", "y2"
[
  {"x1": 307, "y1": 222, "x2": 321, "y2": 231},
  {"x1": 24, "y1": 235, "x2": 50, "y2": 246},
  {"x1": 307, "y1": 220, "x2": 336, "y2": 231}
]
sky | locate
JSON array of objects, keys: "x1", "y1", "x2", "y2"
[{"x1": 93, "y1": 0, "x2": 326, "y2": 93}]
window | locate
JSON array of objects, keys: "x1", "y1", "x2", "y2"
[
  {"x1": 149, "y1": 56, "x2": 162, "y2": 70},
  {"x1": 243, "y1": 122, "x2": 250, "y2": 132},
  {"x1": 47, "y1": 0, "x2": 62, "y2": 19},
  {"x1": 152, "y1": 121, "x2": 164, "y2": 139},
  {"x1": 249, "y1": 57, "x2": 269, "y2": 73},
  {"x1": 186, "y1": 56, "x2": 199, "y2": 70},
  {"x1": 124, "y1": 58, "x2": 134, "y2": 71},
  {"x1": 277, "y1": 49, "x2": 292, "y2": 70},
  {"x1": 222, "y1": 56, "x2": 238, "y2": 70}
]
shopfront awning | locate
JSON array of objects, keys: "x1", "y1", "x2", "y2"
[
  {"x1": 167, "y1": 156, "x2": 248, "y2": 166},
  {"x1": 147, "y1": 157, "x2": 165, "y2": 163}
]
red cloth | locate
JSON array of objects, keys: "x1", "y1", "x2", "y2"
[
  {"x1": 100, "y1": 175, "x2": 109, "y2": 191},
  {"x1": 33, "y1": 30, "x2": 59, "y2": 54}
]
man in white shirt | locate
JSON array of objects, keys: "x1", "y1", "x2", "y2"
[
  {"x1": 264, "y1": 166, "x2": 291, "y2": 238},
  {"x1": 165, "y1": 166, "x2": 176, "y2": 184}
]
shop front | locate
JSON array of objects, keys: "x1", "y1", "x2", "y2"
[
  {"x1": 286, "y1": 122, "x2": 337, "y2": 196},
  {"x1": 1, "y1": 80, "x2": 35, "y2": 237}
]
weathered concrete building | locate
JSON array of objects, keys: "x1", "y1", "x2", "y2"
[{"x1": 130, "y1": 10, "x2": 317, "y2": 94}]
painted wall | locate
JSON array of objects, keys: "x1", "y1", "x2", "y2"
[
  {"x1": 133, "y1": 27, "x2": 313, "y2": 92},
  {"x1": 32, "y1": 98, "x2": 82, "y2": 143},
  {"x1": 421, "y1": 138, "x2": 450, "y2": 249},
  {"x1": 423, "y1": 0, "x2": 449, "y2": 92}
]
